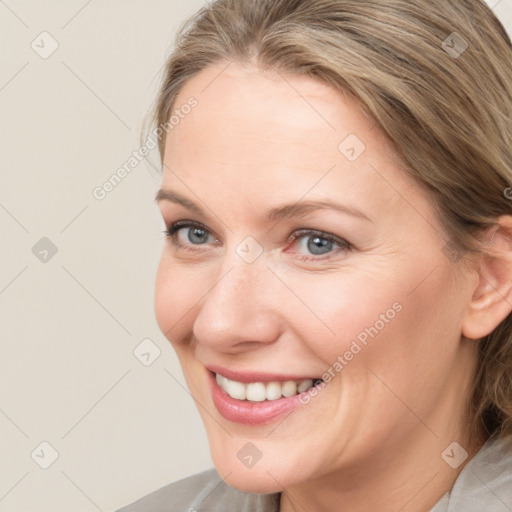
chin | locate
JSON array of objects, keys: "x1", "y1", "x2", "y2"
[
  {"x1": 208, "y1": 439, "x2": 307, "y2": 494},
  {"x1": 213, "y1": 461, "x2": 288, "y2": 494}
]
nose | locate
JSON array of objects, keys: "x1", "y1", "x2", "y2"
[{"x1": 192, "y1": 251, "x2": 282, "y2": 354}]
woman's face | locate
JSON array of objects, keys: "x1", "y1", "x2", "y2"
[{"x1": 155, "y1": 62, "x2": 479, "y2": 492}]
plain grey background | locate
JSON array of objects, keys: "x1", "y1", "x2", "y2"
[{"x1": 1, "y1": 1, "x2": 511, "y2": 511}]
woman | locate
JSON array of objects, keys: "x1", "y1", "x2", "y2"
[{"x1": 117, "y1": 0, "x2": 512, "y2": 510}]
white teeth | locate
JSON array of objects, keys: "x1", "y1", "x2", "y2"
[
  {"x1": 246, "y1": 382, "x2": 266, "y2": 402},
  {"x1": 216, "y1": 374, "x2": 321, "y2": 401},
  {"x1": 297, "y1": 379, "x2": 313, "y2": 393},
  {"x1": 266, "y1": 381, "x2": 282, "y2": 400},
  {"x1": 282, "y1": 380, "x2": 297, "y2": 397},
  {"x1": 226, "y1": 379, "x2": 246, "y2": 400}
]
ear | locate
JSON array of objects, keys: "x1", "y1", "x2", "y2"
[{"x1": 462, "y1": 215, "x2": 512, "y2": 340}]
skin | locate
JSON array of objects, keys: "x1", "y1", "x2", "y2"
[{"x1": 154, "y1": 61, "x2": 511, "y2": 511}]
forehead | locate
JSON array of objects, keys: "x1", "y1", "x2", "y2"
[
  {"x1": 166, "y1": 62, "x2": 381, "y2": 163},
  {"x1": 161, "y1": 62, "x2": 428, "y2": 226}
]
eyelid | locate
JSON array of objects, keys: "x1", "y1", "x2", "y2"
[
  {"x1": 166, "y1": 219, "x2": 216, "y2": 237},
  {"x1": 286, "y1": 228, "x2": 348, "y2": 248}
]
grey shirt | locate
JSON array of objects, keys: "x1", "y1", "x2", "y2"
[{"x1": 116, "y1": 435, "x2": 512, "y2": 511}]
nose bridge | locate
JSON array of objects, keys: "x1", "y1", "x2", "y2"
[{"x1": 192, "y1": 243, "x2": 281, "y2": 348}]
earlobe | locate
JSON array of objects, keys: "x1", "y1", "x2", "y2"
[{"x1": 462, "y1": 216, "x2": 512, "y2": 340}]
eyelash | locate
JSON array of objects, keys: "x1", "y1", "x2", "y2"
[{"x1": 164, "y1": 220, "x2": 351, "y2": 262}]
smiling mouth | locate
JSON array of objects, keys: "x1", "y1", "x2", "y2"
[{"x1": 215, "y1": 372, "x2": 324, "y2": 402}]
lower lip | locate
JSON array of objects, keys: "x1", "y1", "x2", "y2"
[{"x1": 209, "y1": 371, "x2": 310, "y2": 425}]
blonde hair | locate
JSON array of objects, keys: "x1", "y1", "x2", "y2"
[{"x1": 152, "y1": 0, "x2": 512, "y2": 440}]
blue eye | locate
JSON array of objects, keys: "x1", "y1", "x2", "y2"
[
  {"x1": 286, "y1": 229, "x2": 350, "y2": 262},
  {"x1": 165, "y1": 221, "x2": 216, "y2": 247},
  {"x1": 164, "y1": 221, "x2": 350, "y2": 261},
  {"x1": 295, "y1": 233, "x2": 335, "y2": 255}
]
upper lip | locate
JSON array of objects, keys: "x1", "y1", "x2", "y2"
[{"x1": 206, "y1": 364, "x2": 320, "y2": 383}]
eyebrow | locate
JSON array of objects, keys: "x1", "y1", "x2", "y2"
[{"x1": 155, "y1": 189, "x2": 373, "y2": 223}]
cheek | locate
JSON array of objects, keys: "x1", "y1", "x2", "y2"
[
  {"x1": 295, "y1": 260, "x2": 460, "y2": 383},
  {"x1": 329, "y1": 261, "x2": 464, "y2": 413},
  {"x1": 288, "y1": 270, "x2": 404, "y2": 363}
]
